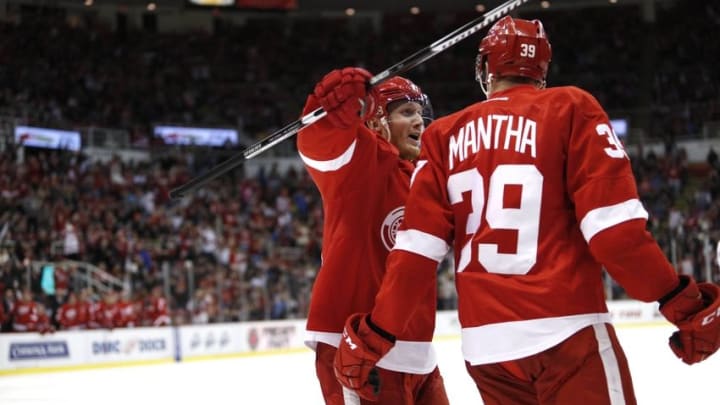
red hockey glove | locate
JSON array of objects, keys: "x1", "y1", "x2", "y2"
[
  {"x1": 659, "y1": 275, "x2": 720, "y2": 365},
  {"x1": 334, "y1": 313, "x2": 396, "y2": 401},
  {"x1": 312, "y1": 67, "x2": 374, "y2": 129}
]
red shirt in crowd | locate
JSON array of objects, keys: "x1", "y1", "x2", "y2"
[
  {"x1": 146, "y1": 289, "x2": 170, "y2": 326},
  {"x1": 115, "y1": 298, "x2": 138, "y2": 328},
  {"x1": 12, "y1": 296, "x2": 38, "y2": 332},
  {"x1": 56, "y1": 294, "x2": 90, "y2": 330},
  {"x1": 90, "y1": 294, "x2": 121, "y2": 329}
]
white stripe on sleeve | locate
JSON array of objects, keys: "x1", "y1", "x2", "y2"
[
  {"x1": 394, "y1": 229, "x2": 450, "y2": 263},
  {"x1": 580, "y1": 199, "x2": 648, "y2": 242},
  {"x1": 298, "y1": 139, "x2": 356, "y2": 172}
]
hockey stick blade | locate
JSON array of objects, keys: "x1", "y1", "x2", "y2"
[{"x1": 169, "y1": 0, "x2": 531, "y2": 199}]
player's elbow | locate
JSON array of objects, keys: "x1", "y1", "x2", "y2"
[
  {"x1": 588, "y1": 219, "x2": 650, "y2": 261},
  {"x1": 588, "y1": 219, "x2": 677, "y2": 302}
]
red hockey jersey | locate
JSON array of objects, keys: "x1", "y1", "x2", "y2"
[
  {"x1": 297, "y1": 97, "x2": 437, "y2": 374},
  {"x1": 372, "y1": 85, "x2": 679, "y2": 365},
  {"x1": 56, "y1": 300, "x2": 90, "y2": 330}
]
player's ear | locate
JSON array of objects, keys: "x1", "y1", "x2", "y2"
[
  {"x1": 366, "y1": 117, "x2": 382, "y2": 133},
  {"x1": 366, "y1": 116, "x2": 391, "y2": 141}
]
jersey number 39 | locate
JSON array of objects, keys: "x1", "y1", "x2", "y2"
[{"x1": 448, "y1": 164, "x2": 543, "y2": 275}]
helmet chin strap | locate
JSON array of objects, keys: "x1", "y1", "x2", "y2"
[
  {"x1": 476, "y1": 56, "x2": 491, "y2": 97},
  {"x1": 480, "y1": 73, "x2": 493, "y2": 97},
  {"x1": 478, "y1": 69, "x2": 547, "y2": 98}
]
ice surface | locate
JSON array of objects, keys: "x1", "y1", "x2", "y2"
[{"x1": 0, "y1": 323, "x2": 717, "y2": 404}]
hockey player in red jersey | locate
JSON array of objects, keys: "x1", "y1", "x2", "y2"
[
  {"x1": 11, "y1": 289, "x2": 39, "y2": 332},
  {"x1": 146, "y1": 285, "x2": 171, "y2": 327},
  {"x1": 34, "y1": 303, "x2": 54, "y2": 334},
  {"x1": 298, "y1": 69, "x2": 449, "y2": 404},
  {"x1": 334, "y1": 16, "x2": 720, "y2": 405},
  {"x1": 56, "y1": 292, "x2": 90, "y2": 330}
]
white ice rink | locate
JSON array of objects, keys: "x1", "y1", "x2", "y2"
[{"x1": 0, "y1": 323, "x2": 717, "y2": 405}]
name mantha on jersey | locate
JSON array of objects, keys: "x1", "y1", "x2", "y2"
[{"x1": 411, "y1": 85, "x2": 632, "y2": 279}]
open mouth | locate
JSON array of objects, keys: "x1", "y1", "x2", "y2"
[{"x1": 408, "y1": 133, "x2": 420, "y2": 142}]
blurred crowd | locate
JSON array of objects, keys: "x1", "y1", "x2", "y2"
[
  {"x1": 1, "y1": 1, "x2": 720, "y2": 333},
  {"x1": 1, "y1": 142, "x2": 719, "y2": 333},
  {"x1": 0, "y1": 2, "x2": 718, "y2": 149},
  {"x1": 0, "y1": 145, "x2": 324, "y2": 332}
]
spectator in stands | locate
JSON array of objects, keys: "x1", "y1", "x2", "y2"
[
  {"x1": 1, "y1": 288, "x2": 16, "y2": 332},
  {"x1": 90, "y1": 290, "x2": 120, "y2": 330},
  {"x1": 116, "y1": 291, "x2": 139, "y2": 328},
  {"x1": 56, "y1": 291, "x2": 89, "y2": 330},
  {"x1": 12, "y1": 289, "x2": 38, "y2": 332},
  {"x1": 708, "y1": 148, "x2": 719, "y2": 171},
  {"x1": 53, "y1": 264, "x2": 71, "y2": 304},
  {"x1": 62, "y1": 223, "x2": 81, "y2": 261},
  {"x1": 34, "y1": 303, "x2": 54, "y2": 334},
  {"x1": 146, "y1": 285, "x2": 171, "y2": 326},
  {"x1": 0, "y1": 292, "x2": 6, "y2": 331}
]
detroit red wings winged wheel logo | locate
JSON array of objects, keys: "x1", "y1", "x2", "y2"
[{"x1": 380, "y1": 206, "x2": 405, "y2": 251}]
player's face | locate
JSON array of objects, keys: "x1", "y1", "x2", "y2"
[{"x1": 387, "y1": 101, "x2": 424, "y2": 160}]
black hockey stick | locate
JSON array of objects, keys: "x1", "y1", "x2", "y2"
[{"x1": 169, "y1": 0, "x2": 531, "y2": 199}]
